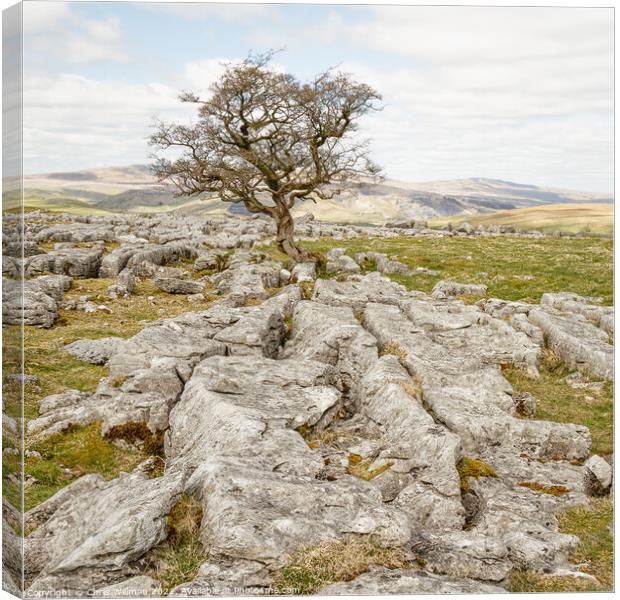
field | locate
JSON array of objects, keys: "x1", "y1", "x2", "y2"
[
  {"x1": 430, "y1": 203, "x2": 613, "y2": 235},
  {"x1": 262, "y1": 234, "x2": 613, "y2": 305}
]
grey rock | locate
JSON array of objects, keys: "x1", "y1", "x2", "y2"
[
  {"x1": 26, "y1": 470, "x2": 184, "y2": 594},
  {"x1": 125, "y1": 242, "x2": 198, "y2": 271},
  {"x1": 411, "y1": 531, "x2": 511, "y2": 582},
  {"x1": 93, "y1": 576, "x2": 162, "y2": 597},
  {"x1": 431, "y1": 280, "x2": 487, "y2": 299},
  {"x1": 584, "y1": 455, "x2": 612, "y2": 495},
  {"x1": 212, "y1": 257, "x2": 283, "y2": 306},
  {"x1": 3, "y1": 278, "x2": 58, "y2": 327},
  {"x1": 529, "y1": 307, "x2": 613, "y2": 380},
  {"x1": 291, "y1": 261, "x2": 316, "y2": 283},
  {"x1": 282, "y1": 301, "x2": 378, "y2": 407},
  {"x1": 359, "y1": 356, "x2": 465, "y2": 531},
  {"x1": 313, "y1": 272, "x2": 414, "y2": 310},
  {"x1": 213, "y1": 304, "x2": 285, "y2": 358},
  {"x1": 26, "y1": 247, "x2": 102, "y2": 279},
  {"x1": 34, "y1": 223, "x2": 115, "y2": 244},
  {"x1": 320, "y1": 567, "x2": 505, "y2": 595},
  {"x1": 64, "y1": 337, "x2": 127, "y2": 365},
  {"x1": 194, "y1": 251, "x2": 228, "y2": 271},
  {"x1": 326, "y1": 254, "x2": 361, "y2": 274},
  {"x1": 363, "y1": 301, "x2": 589, "y2": 461},
  {"x1": 154, "y1": 277, "x2": 204, "y2": 295},
  {"x1": 167, "y1": 355, "x2": 410, "y2": 572},
  {"x1": 99, "y1": 244, "x2": 146, "y2": 278},
  {"x1": 107, "y1": 269, "x2": 136, "y2": 299},
  {"x1": 326, "y1": 248, "x2": 346, "y2": 259},
  {"x1": 599, "y1": 313, "x2": 614, "y2": 337},
  {"x1": 2, "y1": 255, "x2": 19, "y2": 278},
  {"x1": 34, "y1": 274, "x2": 72, "y2": 302}
]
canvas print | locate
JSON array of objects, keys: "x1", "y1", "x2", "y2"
[{"x1": 2, "y1": 1, "x2": 614, "y2": 597}]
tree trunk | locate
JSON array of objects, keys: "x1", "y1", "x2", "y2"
[{"x1": 275, "y1": 208, "x2": 315, "y2": 263}]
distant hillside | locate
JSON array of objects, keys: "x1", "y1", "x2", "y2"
[
  {"x1": 430, "y1": 203, "x2": 613, "y2": 235},
  {"x1": 11, "y1": 164, "x2": 613, "y2": 224}
]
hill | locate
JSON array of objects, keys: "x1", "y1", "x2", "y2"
[
  {"x1": 430, "y1": 203, "x2": 613, "y2": 235},
  {"x1": 10, "y1": 165, "x2": 613, "y2": 224}
]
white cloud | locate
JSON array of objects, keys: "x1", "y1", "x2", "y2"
[
  {"x1": 334, "y1": 6, "x2": 612, "y2": 64},
  {"x1": 22, "y1": 74, "x2": 193, "y2": 172},
  {"x1": 24, "y1": 3, "x2": 129, "y2": 64},
  {"x1": 62, "y1": 17, "x2": 128, "y2": 63},
  {"x1": 180, "y1": 56, "x2": 284, "y2": 97},
  {"x1": 315, "y1": 7, "x2": 613, "y2": 191},
  {"x1": 180, "y1": 58, "x2": 240, "y2": 98},
  {"x1": 22, "y1": 1, "x2": 71, "y2": 34}
]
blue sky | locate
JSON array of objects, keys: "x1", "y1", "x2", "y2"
[{"x1": 21, "y1": 1, "x2": 614, "y2": 192}]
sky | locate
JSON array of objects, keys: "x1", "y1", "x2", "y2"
[{"x1": 19, "y1": 1, "x2": 614, "y2": 192}]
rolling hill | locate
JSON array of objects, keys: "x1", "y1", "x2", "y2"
[
  {"x1": 430, "y1": 203, "x2": 614, "y2": 235},
  {"x1": 7, "y1": 165, "x2": 613, "y2": 228}
]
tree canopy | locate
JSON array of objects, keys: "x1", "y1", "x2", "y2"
[{"x1": 150, "y1": 52, "x2": 382, "y2": 261}]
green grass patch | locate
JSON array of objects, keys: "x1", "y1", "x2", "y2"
[
  {"x1": 4, "y1": 277, "x2": 219, "y2": 420},
  {"x1": 504, "y1": 351, "x2": 613, "y2": 456},
  {"x1": 148, "y1": 494, "x2": 208, "y2": 594},
  {"x1": 2, "y1": 451, "x2": 22, "y2": 509},
  {"x1": 509, "y1": 497, "x2": 612, "y2": 592},
  {"x1": 24, "y1": 422, "x2": 147, "y2": 510},
  {"x1": 12, "y1": 276, "x2": 221, "y2": 509},
  {"x1": 259, "y1": 235, "x2": 612, "y2": 304}
]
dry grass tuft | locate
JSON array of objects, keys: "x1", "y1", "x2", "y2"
[
  {"x1": 299, "y1": 281, "x2": 315, "y2": 300},
  {"x1": 109, "y1": 375, "x2": 128, "y2": 388},
  {"x1": 380, "y1": 341, "x2": 407, "y2": 364},
  {"x1": 346, "y1": 453, "x2": 393, "y2": 481},
  {"x1": 517, "y1": 481, "x2": 569, "y2": 497},
  {"x1": 399, "y1": 376, "x2": 424, "y2": 401},
  {"x1": 272, "y1": 536, "x2": 411, "y2": 594},
  {"x1": 104, "y1": 421, "x2": 165, "y2": 456}
]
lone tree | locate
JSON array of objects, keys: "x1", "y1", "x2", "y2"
[{"x1": 150, "y1": 53, "x2": 382, "y2": 262}]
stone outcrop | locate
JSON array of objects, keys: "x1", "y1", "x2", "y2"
[
  {"x1": 26, "y1": 247, "x2": 103, "y2": 279},
  {"x1": 3, "y1": 274, "x2": 72, "y2": 327}
]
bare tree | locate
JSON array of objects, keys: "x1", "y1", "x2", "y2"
[{"x1": 149, "y1": 52, "x2": 382, "y2": 262}]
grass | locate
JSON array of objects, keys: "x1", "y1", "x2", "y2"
[
  {"x1": 3, "y1": 193, "x2": 115, "y2": 215},
  {"x1": 10, "y1": 275, "x2": 221, "y2": 510},
  {"x1": 4, "y1": 277, "x2": 219, "y2": 420},
  {"x1": 2, "y1": 451, "x2": 22, "y2": 509},
  {"x1": 379, "y1": 341, "x2": 407, "y2": 364},
  {"x1": 346, "y1": 453, "x2": 393, "y2": 481},
  {"x1": 517, "y1": 481, "x2": 569, "y2": 497},
  {"x1": 258, "y1": 235, "x2": 613, "y2": 305},
  {"x1": 148, "y1": 494, "x2": 208, "y2": 594},
  {"x1": 24, "y1": 422, "x2": 147, "y2": 510},
  {"x1": 272, "y1": 536, "x2": 411, "y2": 594},
  {"x1": 509, "y1": 497, "x2": 613, "y2": 592},
  {"x1": 457, "y1": 456, "x2": 497, "y2": 494},
  {"x1": 504, "y1": 350, "x2": 613, "y2": 456}
]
